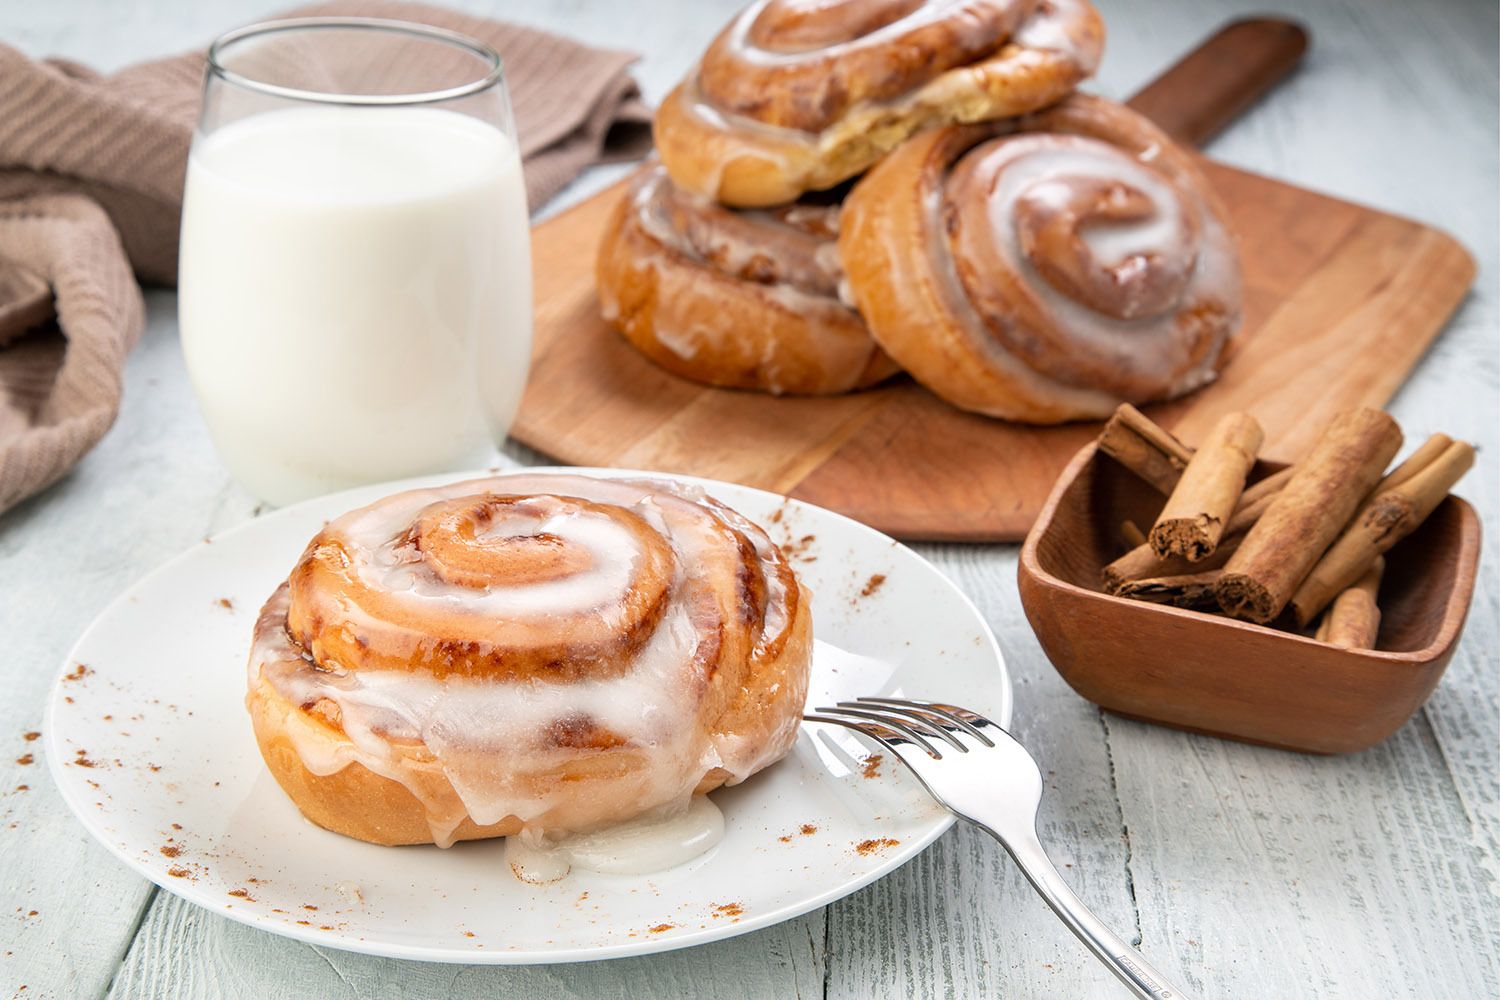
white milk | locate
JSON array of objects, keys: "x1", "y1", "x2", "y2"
[{"x1": 179, "y1": 106, "x2": 532, "y2": 506}]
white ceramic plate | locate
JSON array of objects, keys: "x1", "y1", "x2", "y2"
[{"x1": 46, "y1": 468, "x2": 1009, "y2": 964}]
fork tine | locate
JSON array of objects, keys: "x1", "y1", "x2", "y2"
[
  {"x1": 823, "y1": 704, "x2": 958, "y2": 753},
  {"x1": 805, "y1": 706, "x2": 942, "y2": 757},
  {"x1": 831, "y1": 701, "x2": 969, "y2": 751},
  {"x1": 857, "y1": 696, "x2": 997, "y2": 729},
  {"x1": 855, "y1": 697, "x2": 997, "y2": 747}
]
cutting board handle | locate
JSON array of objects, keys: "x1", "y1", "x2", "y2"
[{"x1": 1126, "y1": 18, "x2": 1310, "y2": 148}]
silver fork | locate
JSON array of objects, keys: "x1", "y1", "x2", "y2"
[{"x1": 806, "y1": 697, "x2": 1198, "y2": 1000}]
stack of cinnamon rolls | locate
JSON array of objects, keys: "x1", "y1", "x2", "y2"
[{"x1": 596, "y1": 0, "x2": 1242, "y2": 424}]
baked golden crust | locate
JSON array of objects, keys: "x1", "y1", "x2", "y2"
[
  {"x1": 596, "y1": 164, "x2": 897, "y2": 394},
  {"x1": 247, "y1": 473, "x2": 814, "y2": 847},
  {"x1": 653, "y1": 0, "x2": 1104, "y2": 206},
  {"x1": 838, "y1": 94, "x2": 1242, "y2": 424}
]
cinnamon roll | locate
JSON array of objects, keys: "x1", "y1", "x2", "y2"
[
  {"x1": 246, "y1": 473, "x2": 813, "y2": 847},
  {"x1": 596, "y1": 162, "x2": 897, "y2": 394},
  {"x1": 838, "y1": 93, "x2": 1242, "y2": 424},
  {"x1": 654, "y1": 0, "x2": 1105, "y2": 206}
]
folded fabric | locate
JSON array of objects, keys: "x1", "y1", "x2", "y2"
[
  {"x1": 0, "y1": 1, "x2": 650, "y2": 516},
  {"x1": 0, "y1": 195, "x2": 142, "y2": 514}
]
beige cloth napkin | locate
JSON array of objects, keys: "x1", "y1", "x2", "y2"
[{"x1": 0, "y1": 1, "x2": 650, "y2": 515}]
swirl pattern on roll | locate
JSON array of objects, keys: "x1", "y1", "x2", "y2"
[
  {"x1": 653, "y1": 0, "x2": 1104, "y2": 206},
  {"x1": 247, "y1": 473, "x2": 813, "y2": 846},
  {"x1": 596, "y1": 163, "x2": 897, "y2": 394},
  {"x1": 838, "y1": 94, "x2": 1242, "y2": 423}
]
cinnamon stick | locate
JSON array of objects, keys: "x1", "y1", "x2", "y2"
[
  {"x1": 1115, "y1": 569, "x2": 1225, "y2": 609},
  {"x1": 1104, "y1": 531, "x2": 1243, "y2": 592},
  {"x1": 1120, "y1": 520, "x2": 1148, "y2": 549},
  {"x1": 1150, "y1": 412, "x2": 1263, "y2": 561},
  {"x1": 1097, "y1": 404, "x2": 1192, "y2": 495},
  {"x1": 1238, "y1": 465, "x2": 1296, "y2": 509},
  {"x1": 1313, "y1": 557, "x2": 1384, "y2": 649},
  {"x1": 1374, "y1": 434, "x2": 1453, "y2": 495},
  {"x1": 1289, "y1": 438, "x2": 1474, "y2": 626},
  {"x1": 1216, "y1": 408, "x2": 1403, "y2": 624}
]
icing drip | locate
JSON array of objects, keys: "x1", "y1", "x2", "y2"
[
  {"x1": 504, "y1": 795, "x2": 726, "y2": 882},
  {"x1": 1012, "y1": 0, "x2": 1098, "y2": 56}
]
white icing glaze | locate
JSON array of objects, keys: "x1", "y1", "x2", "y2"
[
  {"x1": 641, "y1": 278, "x2": 862, "y2": 396},
  {"x1": 348, "y1": 504, "x2": 648, "y2": 621},
  {"x1": 504, "y1": 794, "x2": 725, "y2": 882},
  {"x1": 251, "y1": 473, "x2": 807, "y2": 847},
  {"x1": 722, "y1": 0, "x2": 1006, "y2": 70},
  {"x1": 920, "y1": 179, "x2": 1124, "y2": 416},
  {"x1": 631, "y1": 166, "x2": 842, "y2": 297},
  {"x1": 1012, "y1": 0, "x2": 1096, "y2": 59}
]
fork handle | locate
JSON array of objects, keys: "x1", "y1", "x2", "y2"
[{"x1": 992, "y1": 825, "x2": 1200, "y2": 1000}]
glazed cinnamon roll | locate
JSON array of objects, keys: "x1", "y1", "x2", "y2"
[
  {"x1": 596, "y1": 162, "x2": 897, "y2": 395},
  {"x1": 246, "y1": 473, "x2": 813, "y2": 847},
  {"x1": 654, "y1": 0, "x2": 1104, "y2": 206},
  {"x1": 838, "y1": 94, "x2": 1242, "y2": 424}
]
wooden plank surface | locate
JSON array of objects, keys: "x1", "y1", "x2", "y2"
[
  {"x1": 1, "y1": 1, "x2": 1496, "y2": 999},
  {"x1": 510, "y1": 42, "x2": 1474, "y2": 541}
]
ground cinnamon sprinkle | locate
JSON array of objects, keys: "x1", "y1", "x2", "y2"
[
  {"x1": 63, "y1": 664, "x2": 89, "y2": 682},
  {"x1": 228, "y1": 888, "x2": 252, "y2": 900},
  {"x1": 799, "y1": 823, "x2": 817, "y2": 836},
  {"x1": 14, "y1": 754, "x2": 31, "y2": 766},
  {"x1": 780, "y1": 534, "x2": 817, "y2": 559},
  {"x1": 159, "y1": 845, "x2": 181, "y2": 858},
  {"x1": 22, "y1": 732, "x2": 39, "y2": 742},
  {"x1": 166, "y1": 867, "x2": 191, "y2": 878},
  {"x1": 854, "y1": 838, "x2": 900, "y2": 856},
  {"x1": 647, "y1": 923, "x2": 675, "y2": 934},
  {"x1": 215, "y1": 598, "x2": 234, "y2": 610},
  {"x1": 859, "y1": 573, "x2": 887, "y2": 598},
  {"x1": 860, "y1": 754, "x2": 884, "y2": 779},
  {"x1": 712, "y1": 903, "x2": 744, "y2": 918}
]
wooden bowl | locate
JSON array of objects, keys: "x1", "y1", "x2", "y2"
[{"x1": 1018, "y1": 441, "x2": 1482, "y2": 754}]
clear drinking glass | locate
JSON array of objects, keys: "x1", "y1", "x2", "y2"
[{"x1": 179, "y1": 18, "x2": 532, "y2": 506}]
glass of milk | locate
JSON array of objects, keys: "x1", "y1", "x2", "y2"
[{"x1": 179, "y1": 18, "x2": 532, "y2": 506}]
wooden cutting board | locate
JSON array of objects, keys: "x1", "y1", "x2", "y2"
[{"x1": 511, "y1": 20, "x2": 1475, "y2": 542}]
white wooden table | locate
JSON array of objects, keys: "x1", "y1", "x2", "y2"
[{"x1": 3, "y1": 0, "x2": 1496, "y2": 996}]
